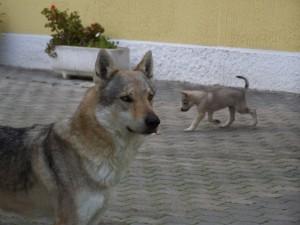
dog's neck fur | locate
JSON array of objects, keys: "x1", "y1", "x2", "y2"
[{"x1": 55, "y1": 86, "x2": 143, "y2": 187}]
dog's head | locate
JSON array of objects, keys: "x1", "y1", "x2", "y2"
[
  {"x1": 94, "y1": 50, "x2": 160, "y2": 135},
  {"x1": 180, "y1": 91, "x2": 195, "y2": 112}
]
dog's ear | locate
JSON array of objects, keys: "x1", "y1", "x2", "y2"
[
  {"x1": 94, "y1": 50, "x2": 115, "y2": 84},
  {"x1": 134, "y1": 51, "x2": 153, "y2": 79}
]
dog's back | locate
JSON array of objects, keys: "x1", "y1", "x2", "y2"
[
  {"x1": 203, "y1": 86, "x2": 245, "y2": 111},
  {"x1": 0, "y1": 125, "x2": 56, "y2": 219},
  {"x1": 0, "y1": 125, "x2": 51, "y2": 192},
  {"x1": 0, "y1": 126, "x2": 35, "y2": 191}
]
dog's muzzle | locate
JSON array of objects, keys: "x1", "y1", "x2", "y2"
[
  {"x1": 127, "y1": 113, "x2": 160, "y2": 135},
  {"x1": 144, "y1": 113, "x2": 160, "y2": 133}
]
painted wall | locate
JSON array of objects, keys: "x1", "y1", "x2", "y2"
[{"x1": 1, "y1": 0, "x2": 300, "y2": 52}]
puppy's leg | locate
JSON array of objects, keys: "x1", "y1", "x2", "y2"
[
  {"x1": 220, "y1": 106, "x2": 235, "y2": 128},
  {"x1": 249, "y1": 109, "x2": 257, "y2": 126},
  {"x1": 184, "y1": 112, "x2": 205, "y2": 131},
  {"x1": 208, "y1": 111, "x2": 221, "y2": 124},
  {"x1": 237, "y1": 106, "x2": 257, "y2": 126}
]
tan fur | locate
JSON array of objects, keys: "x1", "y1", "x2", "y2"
[{"x1": 71, "y1": 87, "x2": 114, "y2": 157}]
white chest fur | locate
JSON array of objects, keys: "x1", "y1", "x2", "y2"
[{"x1": 76, "y1": 190, "x2": 105, "y2": 225}]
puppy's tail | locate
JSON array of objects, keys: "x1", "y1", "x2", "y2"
[{"x1": 236, "y1": 76, "x2": 249, "y2": 89}]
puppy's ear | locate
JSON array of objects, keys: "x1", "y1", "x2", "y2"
[
  {"x1": 134, "y1": 51, "x2": 153, "y2": 79},
  {"x1": 94, "y1": 50, "x2": 115, "y2": 84},
  {"x1": 180, "y1": 91, "x2": 189, "y2": 97}
]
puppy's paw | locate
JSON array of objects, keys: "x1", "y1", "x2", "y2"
[
  {"x1": 184, "y1": 127, "x2": 194, "y2": 132},
  {"x1": 251, "y1": 122, "x2": 257, "y2": 127},
  {"x1": 219, "y1": 124, "x2": 229, "y2": 128},
  {"x1": 213, "y1": 119, "x2": 221, "y2": 124}
]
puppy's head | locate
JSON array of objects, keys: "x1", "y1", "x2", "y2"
[
  {"x1": 180, "y1": 91, "x2": 194, "y2": 112},
  {"x1": 94, "y1": 50, "x2": 160, "y2": 135}
]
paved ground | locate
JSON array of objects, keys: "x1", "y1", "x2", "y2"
[{"x1": 0, "y1": 66, "x2": 299, "y2": 225}]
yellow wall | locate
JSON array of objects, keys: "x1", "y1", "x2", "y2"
[{"x1": 1, "y1": 0, "x2": 300, "y2": 52}]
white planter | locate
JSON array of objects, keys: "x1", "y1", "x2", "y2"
[{"x1": 51, "y1": 46, "x2": 130, "y2": 78}]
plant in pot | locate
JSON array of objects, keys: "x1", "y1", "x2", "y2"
[
  {"x1": 42, "y1": 5, "x2": 129, "y2": 79},
  {"x1": 0, "y1": 2, "x2": 5, "y2": 24}
]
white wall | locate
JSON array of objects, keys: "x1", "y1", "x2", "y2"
[{"x1": 1, "y1": 33, "x2": 300, "y2": 93}]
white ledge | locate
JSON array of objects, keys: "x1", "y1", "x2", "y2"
[{"x1": 1, "y1": 33, "x2": 300, "y2": 93}]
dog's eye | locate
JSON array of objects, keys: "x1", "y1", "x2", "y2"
[
  {"x1": 120, "y1": 95, "x2": 133, "y2": 103},
  {"x1": 148, "y1": 94, "x2": 154, "y2": 102}
]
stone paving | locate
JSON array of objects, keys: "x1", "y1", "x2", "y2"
[{"x1": 0, "y1": 66, "x2": 299, "y2": 225}]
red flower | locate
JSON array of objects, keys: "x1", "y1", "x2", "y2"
[{"x1": 50, "y1": 4, "x2": 56, "y2": 10}]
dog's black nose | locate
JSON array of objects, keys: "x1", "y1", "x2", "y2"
[{"x1": 145, "y1": 113, "x2": 160, "y2": 129}]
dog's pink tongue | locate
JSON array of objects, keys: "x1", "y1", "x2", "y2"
[{"x1": 152, "y1": 129, "x2": 160, "y2": 135}]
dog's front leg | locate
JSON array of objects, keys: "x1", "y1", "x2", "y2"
[
  {"x1": 53, "y1": 191, "x2": 107, "y2": 225},
  {"x1": 85, "y1": 194, "x2": 110, "y2": 225},
  {"x1": 52, "y1": 194, "x2": 78, "y2": 225},
  {"x1": 184, "y1": 112, "x2": 205, "y2": 131}
]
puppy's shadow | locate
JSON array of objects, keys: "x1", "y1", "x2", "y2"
[
  {"x1": 99, "y1": 221, "x2": 129, "y2": 225},
  {"x1": 187, "y1": 125, "x2": 259, "y2": 134},
  {"x1": 188, "y1": 124, "x2": 298, "y2": 134}
]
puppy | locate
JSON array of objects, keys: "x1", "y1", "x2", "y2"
[{"x1": 180, "y1": 76, "x2": 257, "y2": 131}]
